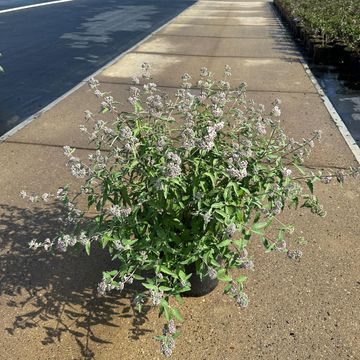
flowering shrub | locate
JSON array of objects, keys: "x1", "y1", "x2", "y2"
[
  {"x1": 275, "y1": 0, "x2": 360, "y2": 52},
  {"x1": 23, "y1": 64, "x2": 360, "y2": 357}
]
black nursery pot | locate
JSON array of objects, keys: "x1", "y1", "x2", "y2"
[{"x1": 183, "y1": 263, "x2": 218, "y2": 297}]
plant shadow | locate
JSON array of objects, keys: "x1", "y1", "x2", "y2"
[
  {"x1": 266, "y1": 3, "x2": 308, "y2": 61},
  {"x1": 0, "y1": 203, "x2": 153, "y2": 359}
]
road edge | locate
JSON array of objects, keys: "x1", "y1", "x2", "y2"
[{"x1": 0, "y1": 0, "x2": 197, "y2": 143}]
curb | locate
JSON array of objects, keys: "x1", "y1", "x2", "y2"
[{"x1": 0, "y1": 0, "x2": 197, "y2": 144}]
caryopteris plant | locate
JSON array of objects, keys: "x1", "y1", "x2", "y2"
[{"x1": 23, "y1": 64, "x2": 360, "y2": 357}]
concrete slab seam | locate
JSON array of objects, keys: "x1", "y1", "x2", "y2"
[
  {"x1": 0, "y1": 0, "x2": 199, "y2": 144},
  {"x1": 173, "y1": 23, "x2": 280, "y2": 27},
  {"x1": 97, "y1": 79, "x2": 318, "y2": 95},
  {"x1": 270, "y1": 3, "x2": 360, "y2": 164},
  {"x1": 132, "y1": 50, "x2": 295, "y2": 60},
  {"x1": 156, "y1": 34, "x2": 280, "y2": 39}
]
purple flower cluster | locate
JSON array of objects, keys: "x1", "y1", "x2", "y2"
[
  {"x1": 108, "y1": 205, "x2": 132, "y2": 218},
  {"x1": 160, "y1": 335, "x2": 175, "y2": 358},
  {"x1": 227, "y1": 160, "x2": 248, "y2": 181},
  {"x1": 163, "y1": 152, "x2": 182, "y2": 178},
  {"x1": 198, "y1": 122, "x2": 224, "y2": 151}
]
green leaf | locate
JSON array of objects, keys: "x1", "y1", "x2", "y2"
[
  {"x1": 172, "y1": 307, "x2": 184, "y2": 322},
  {"x1": 108, "y1": 270, "x2": 118, "y2": 277},
  {"x1": 253, "y1": 211, "x2": 261, "y2": 223},
  {"x1": 265, "y1": 243, "x2": 277, "y2": 253},
  {"x1": 134, "y1": 100, "x2": 143, "y2": 113},
  {"x1": 223, "y1": 187, "x2": 230, "y2": 201},
  {"x1": 154, "y1": 335, "x2": 164, "y2": 341},
  {"x1": 235, "y1": 275, "x2": 247, "y2": 284},
  {"x1": 142, "y1": 283, "x2": 158, "y2": 291},
  {"x1": 292, "y1": 196, "x2": 299, "y2": 208},
  {"x1": 123, "y1": 238, "x2": 137, "y2": 246},
  {"x1": 214, "y1": 209, "x2": 227, "y2": 218},
  {"x1": 178, "y1": 285, "x2": 191, "y2": 293},
  {"x1": 251, "y1": 229, "x2": 264, "y2": 235},
  {"x1": 85, "y1": 241, "x2": 91, "y2": 255},
  {"x1": 233, "y1": 239, "x2": 244, "y2": 249},
  {"x1": 159, "y1": 286, "x2": 173, "y2": 292},
  {"x1": 204, "y1": 172, "x2": 216, "y2": 187},
  {"x1": 160, "y1": 299, "x2": 171, "y2": 321},
  {"x1": 293, "y1": 163, "x2": 305, "y2": 175},
  {"x1": 211, "y1": 202, "x2": 225, "y2": 209},
  {"x1": 101, "y1": 233, "x2": 112, "y2": 249},
  {"x1": 217, "y1": 239, "x2": 232, "y2": 248},
  {"x1": 172, "y1": 331, "x2": 181, "y2": 339},
  {"x1": 277, "y1": 229, "x2": 285, "y2": 242},
  {"x1": 216, "y1": 269, "x2": 232, "y2": 282},
  {"x1": 178, "y1": 270, "x2": 191, "y2": 281},
  {"x1": 163, "y1": 184, "x2": 168, "y2": 199},
  {"x1": 260, "y1": 237, "x2": 275, "y2": 252},
  {"x1": 252, "y1": 219, "x2": 272, "y2": 231},
  {"x1": 223, "y1": 284, "x2": 233, "y2": 294},
  {"x1": 160, "y1": 265, "x2": 178, "y2": 279},
  {"x1": 210, "y1": 257, "x2": 221, "y2": 267},
  {"x1": 120, "y1": 187, "x2": 130, "y2": 203},
  {"x1": 306, "y1": 179, "x2": 314, "y2": 194},
  {"x1": 240, "y1": 187, "x2": 251, "y2": 194},
  {"x1": 128, "y1": 160, "x2": 139, "y2": 172},
  {"x1": 180, "y1": 256, "x2": 196, "y2": 265},
  {"x1": 132, "y1": 274, "x2": 145, "y2": 281}
]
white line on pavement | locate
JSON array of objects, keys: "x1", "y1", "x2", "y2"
[{"x1": 0, "y1": 0, "x2": 73, "y2": 14}]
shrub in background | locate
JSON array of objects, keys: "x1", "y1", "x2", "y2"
[{"x1": 276, "y1": 0, "x2": 360, "y2": 52}]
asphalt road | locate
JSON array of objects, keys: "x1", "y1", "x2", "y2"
[
  {"x1": 0, "y1": 0, "x2": 195, "y2": 136},
  {"x1": 0, "y1": 0, "x2": 59, "y2": 10}
]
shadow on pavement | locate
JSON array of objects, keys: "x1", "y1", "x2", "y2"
[{"x1": 0, "y1": 203, "x2": 152, "y2": 359}]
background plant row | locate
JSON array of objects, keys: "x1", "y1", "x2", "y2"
[{"x1": 275, "y1": 0, "x2": 360, "y2": 53}]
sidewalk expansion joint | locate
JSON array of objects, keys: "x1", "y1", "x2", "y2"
[
  {"x1": 132, "y1": 50, "x2": 298, "y2": 61},
  {"x1": 4, "y1": 140, "x2": 349, "y2": 170},
  {"x1": 162, "y1": 23, "x2": 283, "y2": 28},
  {"x1": 98, "y1": 80, "x2": 318, "y2": 95},
  {"x1": 4, "y1": 140, "x2": 109, "y2": 152},
  {"x1": 180, "y1": 15, "x2": 275, "y2": 19},
  {"x1": 154, "y1": 34, "x2": 280, "y2": 40},
  {"x1": 303, "y1": 163, "x2": 353, "y2": 171},
  {"x1": 172, "y1": 23, "x2": 281, "y2": 27},
  {"x1": 247, "y1": 88, "x2": 318, "y2": 95}
]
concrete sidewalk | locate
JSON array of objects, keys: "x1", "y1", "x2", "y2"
[{"x1": 1, "y1": 1, "x2": 359, "y2": 359}]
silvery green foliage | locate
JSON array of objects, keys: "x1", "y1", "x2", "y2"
[{"x1": 23, "y1": 64, "x2": 360, "y2": 357}]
